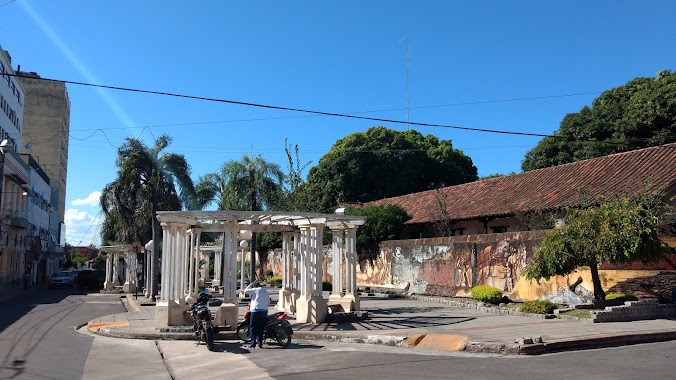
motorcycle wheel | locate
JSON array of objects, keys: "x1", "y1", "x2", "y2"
[
  {"x1": 236, "y1": 323, "x2": 250, "y2": 342},
  {"x1": 205, "y1": 326, "x2": 215, "y2": 351},
  {"x1": 275, "y1": 328, "x2": 291, "y2": 348}
]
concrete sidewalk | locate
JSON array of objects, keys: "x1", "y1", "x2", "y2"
[{"x1": 88, "y1": 291, "x2": 676, "y2": 355}]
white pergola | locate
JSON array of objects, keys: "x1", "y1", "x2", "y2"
[
  {"x1": 100, "y1": 245, "x2": 138, "y2": 293},
  {"x1": 154, "y1": 210, "x2": 364, "y2": 328}
]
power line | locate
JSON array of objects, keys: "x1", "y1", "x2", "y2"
[
  {"x1": 4, "y1": 72, "x2": 559, "y2": 139},
  {"x1": 6, "y1": 73, "x2": 672, "y2": 150}
]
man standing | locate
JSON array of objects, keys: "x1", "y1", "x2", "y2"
[{"x1": 244, "y1": 280, "x2": 269, "y2": 349}]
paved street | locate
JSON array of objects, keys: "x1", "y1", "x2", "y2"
[
  {"x1": 93, "y1": 334, "x2": 676, "y2": 380},
  {"x1": 3, "y1": 288, "x2": 676, "y2": 379},
  {"x1": 0, "y1": 288, "x2": 130, "y2": 379}
]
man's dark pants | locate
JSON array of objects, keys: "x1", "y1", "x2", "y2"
[{"x1": 250, "y1": 311, "x2": 267, "y2": 347}]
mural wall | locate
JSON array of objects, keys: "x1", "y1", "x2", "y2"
[
  {"x1": 358, "y1": 231, "x2": 546, "y2": 298},
  {"x1": 263, "y1": 230, "x2": 676, "y2": 301}
]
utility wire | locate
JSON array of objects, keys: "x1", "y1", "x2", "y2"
[
  {"x1": 6, "y1": 73, "x2": 673, "y2": 150},
  {"x1": 3, "y1": 72, "x2": 561, "y2": 138}
]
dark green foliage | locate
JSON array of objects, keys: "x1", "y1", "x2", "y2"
[
  {"x1": 523, "y1": 70, "x2": 676, "y2": 171},
  {"x1": 524, "y1": 192, "x2": 671, "y2": 299},
  {"x1": 257, "y1": 232, "x2": 283, "y2": 253},
  {"x1": 604, "y1": 293, "x2": 638, "y2": 302},
  {"x1": 195, "y1": 154, "x2": 284, "y2": 211},
  {"x1": 103, "y1": 135, "x2": 197, "y2": 300},
  {"x1": 92, "y1": 254, "x2": 108, "y2": 272},
  {"x1": 348, "y1": 205, "x2": 411, "y2": 262},
  {"x1": 520, "y1": 300, "x2": 558, "y2": 314},
  {"x1": 264, "y1": 269, "x2": 274, "y2": 278},
  {"x1": 268, "y1": 276, "x2": 283, "y2": 287},
  {"x1": 471, "y1": 285, "x2": 503, "y2": 304},
  {"x1": 303, "y1": 127, "x2": 478, "y2": 213},
  {"x1": 322, "y1": 281, "x2": 333, "y2": 291}
]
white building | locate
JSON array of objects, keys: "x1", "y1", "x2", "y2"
[
  {"x1": 20, "y1": 153, "x2": 59, "y2": 281},
  {"x1": 0, "y1": 45, "x2": 29, "y2": 288}
]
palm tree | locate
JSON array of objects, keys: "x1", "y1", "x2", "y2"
[
  {"x1": 113, "y1": 135, "x2": 196, "y2": 301},
  {"x1": 196, "y1": 154, "x2": 284, "y2": 279}
]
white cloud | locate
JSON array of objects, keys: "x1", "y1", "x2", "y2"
[
  {"x1": 65, "y1": 208, "x2": 101, "y2": 246},
  {"x1": 72, "y1": 191, "x2": 102, "y2": 207}
]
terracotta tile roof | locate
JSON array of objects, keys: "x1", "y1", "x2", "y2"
[{"x1": 368, "y1": 143, "x2": 676, "y2": 225}]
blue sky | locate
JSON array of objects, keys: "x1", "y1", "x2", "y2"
[{"x1": 1, "y1": 0, "x2": 675, "y2": 246}]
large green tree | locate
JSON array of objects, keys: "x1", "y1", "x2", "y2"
[
  {"x1": 522, "y1": 70, "x2": 676, "y2": 171},
  {"x1": 196, "y1": 154, "x2": 284, "y2": 211},
  {"x1": 303, "y1": 126, "x2": 478, "y2": 213},
  {"x1": 523, "y1": 194, "x2": 671, "y2": 300},
  {"x1": 100, "y1": 176, "x2": 181, "y2": 245},
  {"x1": 110, "y1": 135, "x2": 196, "y2": 300},
  {"x1": 196, "y1": 154, "x2": 284, "y2": 279}
]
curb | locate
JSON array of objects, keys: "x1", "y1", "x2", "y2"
[
  {"x1": 96, "y1": 326, "x2": 239, "y2": 341},
  {"x1": 463, "y1": 330, "x2": 676, "y2": 355},
  {"x1": 93, "y1": 325, "x2": 676, "y2": 355},
  {"x1": 293, "y1": 331, "x2": 408, "y2": 347}
]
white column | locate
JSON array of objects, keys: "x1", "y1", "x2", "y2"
[
  {"x1": 342, "y1": 227, "x2": 360, "y2": 311},
  {"x1": 180, "y1": 229, "x2": 188, "y2": 297},
  {"x1": 282, "y1": 233, "x2": 292, "y2": 289},
  {"x1": 214, "y1": 226, "x2": 240, "y2": 330},
  {"x1": 188, "y1": 231, "x2": 195, "y2": 295},
  {"x1": 103, "y1": 252, "x2": 113, "y2": 290},
  {"x1": 112, "y1": 253, "x2": 120, "y2": 286},
  {"x1": 309, "y1": 227, "x2": 318, "y2": 296},
  {"x1": 221, "y1": 227, "x2": 238, "y2": 301},
  {"x1": 333, "y1": 229, "x2": 343, "y2": 295},
  {"x1": 299, "y1": 228, "x2": 309, "y2": 297},
  {"x1": 212, "y1": 248, "x2": 221, "y2": 287},
  {"x1": 329, "y1": 229, "x2": 344, "y2": 304},
  {"x1": 292, "y1": 232, "x2": 300, "y2": 291},
  {"x1": 312, "y1": 226, "x2": 324, "y2": 297},
  {"x1": 204, "y1": 254, "x2": 211, "y2": 282},
  {"x1": 239, "y1": 249, "x2": 245, "y2": 290},
  {"x1": 160, "y1": 224, "x2": 170, "y2": 301}
]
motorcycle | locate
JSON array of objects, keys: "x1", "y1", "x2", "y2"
[
  {"x1": 187, "y1": 290, "x2": 217, "y2": 351},
  {"x1": 236, "y1": 304, "x2": 293, "y2": 348}
]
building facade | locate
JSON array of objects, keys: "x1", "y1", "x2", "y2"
[
  {"x1": 20, "y1": 153, "x2": 59, "y2": 282},
  {"x1": 0, "y1": 45, "x2": 29, "y2": 288},
  {"x1": 16, "y1": 70, "x2": 69, "y2": 234}
]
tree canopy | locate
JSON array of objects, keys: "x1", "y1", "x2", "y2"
[
  {"x1": 303, "y1": 126, "x2": 478, "y2": 213},
  {"x1": 102, "y1": 135, "x2": 196, "y2": 300},
  {"x1": 522, "y1": 70, "x2": 676, "y2": 171},
  {"x1": 523, "y1": 193, "x2": 671, "y2": 300}
]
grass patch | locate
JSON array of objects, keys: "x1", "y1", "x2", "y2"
[{"x1": 558, "y1": 309, "x2": 592, "y2": 319}]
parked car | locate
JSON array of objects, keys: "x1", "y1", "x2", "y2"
[
  {"x1": 48, "y1": 271, "x2": 74, "y2": 289},
  {"x1": 75, "y1": 270, "x2": 103, "y2": 290},
  {"x1": 69, "y1": 269, "x2": 84, "y2": 282}
]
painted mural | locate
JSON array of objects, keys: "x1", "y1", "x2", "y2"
[{"x1": 262, "y1": 230, "x2": 676, "y2": 301}]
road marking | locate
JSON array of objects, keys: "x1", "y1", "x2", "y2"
[{"x1": 88, "y1": 322, "x2": 129, "y2": 332}]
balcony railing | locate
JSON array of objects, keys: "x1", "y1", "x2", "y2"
[{"x1": 3, "y1": 210, "x2": 29, "y2": 229}]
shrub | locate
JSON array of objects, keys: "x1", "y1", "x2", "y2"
[
  {"x1": 520, "y1": 300, "x2": 558, "y2": 314},
  {"x1": 471, "y1": 285, "x2": 503, "y2": 304},
  {"x1": 268, "y1": 276, "x2": 283, "y2": 287},
  {"x1": 264, "y1": 269, "x2": 274, "y2": 278},
  {"x1": 605, "y1": 293, "x2": 638, "y2": 302},
  {"x1": 322, "y1": 281, "x2": 332, "y2": 291}
]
